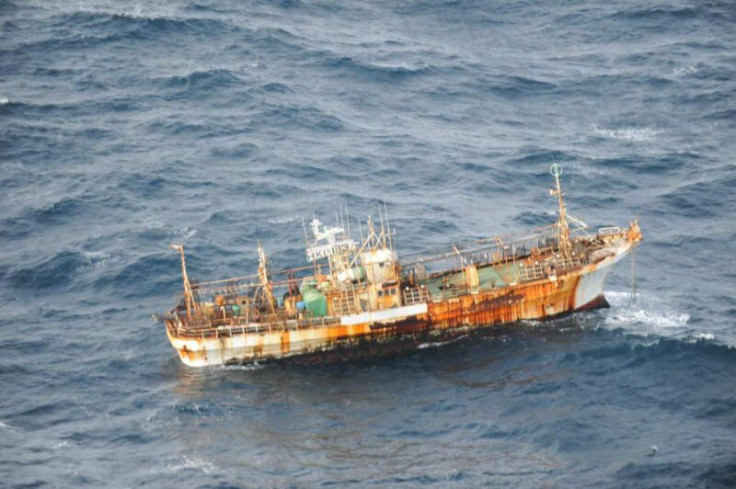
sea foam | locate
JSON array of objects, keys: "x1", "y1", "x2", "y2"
[{"x1": 593, "y1": 125, "x2": 662, "y2": 142}]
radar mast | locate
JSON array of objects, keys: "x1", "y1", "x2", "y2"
[{"x1": 550, "y1": 164, "x2": 572, "y2": 257}]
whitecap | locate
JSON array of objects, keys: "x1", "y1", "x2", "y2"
[
  {"x1": 674, "y1": 64, "x2": 698, "y2": 76},
  {"x1": 267, "y1": 216, "x2": 300, "y2": 225},
  {"x1": 605, "y1": 308, "x2": 690, "y2": 330},
  {"x1": 418, "y1": 335, "x2": 467, "y2": 349},
  {"x1": 144, "y1": 215, "x2": 164, "y2": 229},
  {"x1": 603, "y1": 290, "x2": 694, "y2": 340},
  {"x1": 217, "y1": 363, "x2": 264, "y2": 371},
  {"x1": 77, "y1": 250, "x2": 119, "y2": 272},
  {"x1": 0, "y1": 420, "x2": 18, "y2": 433},
  {"x1": 606, "y1": 290, "x2": 636, "y2": 303},
  {"x1": 593, "y1": 125, "x2": 662, "y2": 142},
  {"x1": 166, "y1": 456, "x2": 216, "y2": 474},
  {"x1": 170, "y1": 226, "x2": 197, "y2": 240},
  {"x1": 0, "y1": 97, "x2": 9, "y2": 105}
]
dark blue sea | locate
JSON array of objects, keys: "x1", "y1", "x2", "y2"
[{"x1": 2, "y1": 1, "x2": 735, "y2": 487}]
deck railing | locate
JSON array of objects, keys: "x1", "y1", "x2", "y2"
[
  {"x1": 169, "y1": 315, "x2": 342, "y2": 339},
  {"x1": 598, "y1": 226, "x2": 622, "y2": 236},
  {"x1": 518, "y1": 254, "x2": 583, "y2": 282},
  {"x1": 332, "y1": 282, "x2": 370, "y2": 316},
  {"x1": 403, "y1": 286, "x2": 430, "y2": 305}
]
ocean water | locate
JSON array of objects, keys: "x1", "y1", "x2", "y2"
[{"x1": 1, "y1": 0, "x2": 735, "y2": 487}]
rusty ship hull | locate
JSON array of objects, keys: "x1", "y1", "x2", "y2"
[
  {"x1": 158, "y1": 165, "x2": 642, "y2": 368},
  {"x1": 163, "y1": 229, "x2": 639, "y2": 368}
]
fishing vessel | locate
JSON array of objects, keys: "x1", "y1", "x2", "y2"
[{"x1": 156, "y1": 165, "x2": 642, "y2": 367}]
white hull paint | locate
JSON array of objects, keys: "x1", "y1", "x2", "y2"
[{"x1": 575, "y1": 241, "x2": 634, "y2": 309}]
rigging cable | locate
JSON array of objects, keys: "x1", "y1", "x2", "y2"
[{"x1": 628, "y1": 245, "x2": 637, "y2": 306}]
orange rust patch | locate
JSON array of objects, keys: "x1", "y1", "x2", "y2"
[
  {"x1": 426, "y1": 273, "x2": 584, "y2": 329},
  {"x1": 253, "y1": 337, "x2": 263, "y2": 357},
  {"x1": 327, "y1": 325, "x2": 349, "y2": 342},
  {"x1": 180, "y1": 345, "x2": 197, "y2": 363}
]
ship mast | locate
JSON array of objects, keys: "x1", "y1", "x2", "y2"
[
  {"x1": 170, "y1": 244, "x2": 198, "y2": 318},
  {"x1": 257, "y1": 241, "x2": 276, "y2": 314},
  {"x1": 549, "y1": 164, "x2": 572, "y2": 257}
]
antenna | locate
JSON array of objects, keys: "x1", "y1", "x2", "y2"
[
  {"x1": 248, "y1": 179, "x2": 261, "y2": 239},
  {"x1": 378, "y1": 203, "x2": 386, "y2": 248},
  {"x1": 170, "y1": 243, "x2": 198, "y2": 319},
  {"x1": 257, "y1": 240, "x2": 276, "y2": 314},
  {"x1": 367, "y1": 215, "x2": 376, "y2": 248},
  {"x1": 339, "y1": 204, "x2": 345, "y2": 236},
  {"x1": 345, "y1": 204, "x2": 352, "y2": 237},
  {"x1": 549, "y1": 163, "x2": 571, "y2": 257},
  {"x1": 383, "y1": 201, "x2": 393, "y2": 250},
  {"x1": 301, "y1": 216, "x2": 310, "y2": 245},
  {"x1": 304, "y1": 216, "x2": 318, "y2": 275}
]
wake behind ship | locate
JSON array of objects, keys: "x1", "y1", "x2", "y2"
[{"x1": 156, "y1": 165, "x2": 642, "y2": 367}]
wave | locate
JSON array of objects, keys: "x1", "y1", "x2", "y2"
[
  {"x1": 7, "y1": 247, "x2": 126, "y2": 290},
  {"x1": 319, "y1": 51, "x2": 442, "y2": 82},
  {"x1": 251, "y1": 104, "x2": 344, "y2": 131},
  {"x1": 673, "y1": 64, "x2": 700, "y2": 76},
  {"x1": 655, "y1": 179, "x2": 732, "y2": 219},
  {"x1": 560, "y1": 330, "x2": 736, "y2": 379},
  {"x1": 565, "y1": 73, "x2": 676, "y2": 96},
  {"x1": 587, "y1": 152, "x2": 694, "y2": 176},
  {"x1": 171, "y1": 226, "x2": 197, "y2": 240},
  {"x1": 156, "y1": 69, "x2": 245, "y2": 92},
  {"x1": 606, "y1": 308, "x2": 690, "y2": 331},
  {"x1": 394, "y1": 1, "x2": 508, "y2": 25},
  {"x1": 705, "y1": 107, "x2": 736, "y2": 122},
  {"x1": 593, "y1": 125, "x2": 662, "y2": 142},
  {"x1": 76, "y1": 251, "x2": 121, "y2": 273},
  {"x1": 95, "y1": 253, "x2": 178, "y2": 298},
  {"x1": 165, "y1": 456, "x2": 217, "y2": 475},
  {"x1": 418, "y1": 335, "x2": 468, "y2": 350},
  {"x1": 27, "y1": 195, "x2": 84, "y2": 224},
  {"x1": 214, "y1": 363, "x2": 265, "y2": 372},
  {"x1": 507, "y1": 149, "x2": 577, "y2": 167},
  {"x1": 609, "y1": 6, "x2": 700, "y2": 22},
  {"x1": 143, "y1": 118, "x2": 242, "y2": 137},
  {"x1": 61, "y1": 10, "x2": 235, "y2": 39},
  {"x1": 9, "y1": 251, "x2": 85, "y2": 289},
  {"x1": 210, "y1": 143, "x2": 258, "y2": 159},
  {"x1": 487, "y1": 75, "x2": 559, "y2": 98},
  {"x1": 512, "y1": 211, "x2": 556, "y2": 227},
  {"x1": 599, "y1": 291, "x2": 727, "y2": 345},
  {"x1": 260, "y1": 82, "x2": 293, "y2": 94},
  {"x1": 244, "y1": 26, "x2": 307, "y2": 53},
  {"x1": 7, "y1": 10, "x2": 238, "y2": 55},
  {"x1": 266, "y1": 216, "x2": 301, "y2": 225}
]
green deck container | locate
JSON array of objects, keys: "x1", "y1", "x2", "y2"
[{"x1": 300, "y1": 285, "x2": 327, "y2": 317}]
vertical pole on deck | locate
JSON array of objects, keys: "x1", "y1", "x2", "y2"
[
  {"x1": 550, "y1": 164, "x2": 571, "y2": 258},
  {"x1": 171, "y1": 244, "x2": 196, "y2": 319}
]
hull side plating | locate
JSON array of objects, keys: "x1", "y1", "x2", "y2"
[{"x1": 166, "y1": 245, "x2": 630, "y2": 367}]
